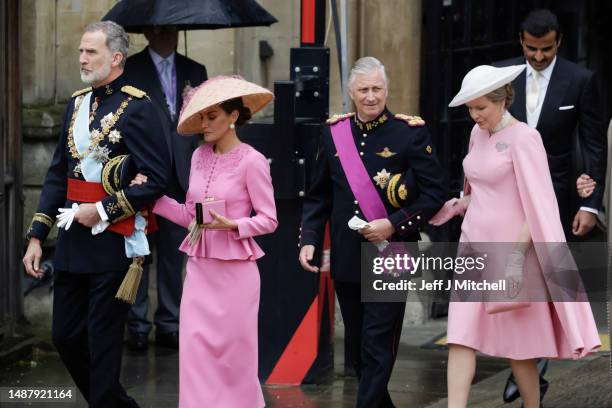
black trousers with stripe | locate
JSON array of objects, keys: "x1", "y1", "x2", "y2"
[
  {"x1": 52, "y1": 270, "x2": 139, "y2": 408},
  {"x1": 335, "y1": 281, "x2": 405, "y2": 408}
]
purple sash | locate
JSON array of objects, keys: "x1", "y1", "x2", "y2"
[{"x1": 330, "y1": 119, "x2": 388, "y2": 221}]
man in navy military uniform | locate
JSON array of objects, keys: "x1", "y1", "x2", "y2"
[
  {"x1": 22, "y1": 21, "x2": 169, "y2": 408},
  {"x1": 122, "y1": 26, "x2": 208, "y2": 351},
  {"x1": 299, "y1": 57, "x2": 445, "y2": 407}
]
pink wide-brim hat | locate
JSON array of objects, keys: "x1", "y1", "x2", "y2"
[{"x1": 177, "y1": 75, "x2": 274, "y2": 134}]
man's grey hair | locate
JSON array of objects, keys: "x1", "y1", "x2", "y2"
[
  {"x1": 347, "y1": 57, "x2": 389, "y2": 90},
  {"x1": 84, "y1": 21, "x2": 129, "y2": 68}
]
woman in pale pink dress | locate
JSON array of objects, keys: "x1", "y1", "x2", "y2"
[
  {"x1": 430, "y1": 65, "x2": 600, "y2": 408},
  {"x1": 152, "y1": 76, "x2": 277, "y2": 407}
]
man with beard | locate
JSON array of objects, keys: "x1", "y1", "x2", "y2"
[
  {"x1": 495, "y1": 9, "x2": 606, "y2": 405},
  {"x1": 22, "y1": 21, "x2": 169, "y2": 407}
]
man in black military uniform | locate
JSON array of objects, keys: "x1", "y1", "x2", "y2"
[
  {"x1": 299, "y1": 56, "x2": 445, "y2": 407},
  {"x1": 22, "y1": 21, "x2": 169, "y2": 408},
  {"x1": 122, "y1": 25, "x2": 207, "y2": 351}
]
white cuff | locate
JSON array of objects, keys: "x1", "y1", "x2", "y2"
[
  {"x1": 579, "y1": 206, "x2": 598, "y2": 215},
  {"x1": 95, "y1": 201, "x2": 110, "y2": 221}
]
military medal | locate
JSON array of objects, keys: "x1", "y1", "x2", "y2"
[
  {"x1": 373, "y1": 168, "x2": 391, "y2": 189},
  {"x1": 108, "y1": 129, "x2": 122, "y2": 144}
]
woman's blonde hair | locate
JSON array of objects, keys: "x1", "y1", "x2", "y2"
[{"x1": 485, "y1": 83, "x2": 515, "y2": 109}]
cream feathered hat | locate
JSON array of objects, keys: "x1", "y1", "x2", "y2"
[
  {"x1": 448, "y1": 64, "x2": 526, "y2": 107},
  {"x1": 177, "y1": 75, "x2": 274, "y2": 134}
]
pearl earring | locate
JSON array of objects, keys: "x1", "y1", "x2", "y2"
[{"x1": 229, "y1": 123, "x2": 235, "y2": 129}]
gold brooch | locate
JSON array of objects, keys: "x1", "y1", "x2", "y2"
[
  {"x1": 373, "y1": 168, "x2": 391, "y2": 189},
  {"x1": 376, "y1": 147, "x2": 397, "y2": 158}
]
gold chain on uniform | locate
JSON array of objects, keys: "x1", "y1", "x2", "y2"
[{"x1": 67, "y1": 95, "x2": 132, "y2": 164}]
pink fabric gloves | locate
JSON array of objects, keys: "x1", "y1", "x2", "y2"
[{"x1": 429, "y1": 198, "x2": 468, "y2": 226}]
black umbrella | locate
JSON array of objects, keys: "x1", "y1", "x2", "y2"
[{"x1": 102, "y1": 0, "x2": 277, "y2": 32}]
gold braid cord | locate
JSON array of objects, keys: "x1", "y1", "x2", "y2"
[
  {"x1": 386, "y1": 174, "x2": 401, "y2": 208},
  {"x1": 67, "y1": 96, "x2": 132, "y2": 166}
]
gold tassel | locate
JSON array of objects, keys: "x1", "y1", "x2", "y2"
[
  {"x1": 186, "y1": 219, "x2": 203, "y2": 247},
  {"x1": 115, "y1": 256, "x2": 144, "y2": 304}
]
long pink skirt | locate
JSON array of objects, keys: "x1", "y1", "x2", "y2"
[{"x1": 179, "y1": 257, "x2": 264, "y2": 408}]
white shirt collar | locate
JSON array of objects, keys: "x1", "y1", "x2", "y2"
[
  {"x1": 148, "y1": 47, "x2": 176, "y2": 68},
  {"x1": 526, "y1": 56, "x2": 556, "y2": 81}
]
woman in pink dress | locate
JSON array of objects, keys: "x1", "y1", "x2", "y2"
[
  {"x1": 430, "y1": 65, "x2": 600, "y2": 408},
  {"x1": 152, "y1": 76, "x2": 277, "y2": 407}
]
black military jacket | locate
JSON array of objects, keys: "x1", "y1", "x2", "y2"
[
  {"x1": 300, "y1": 109, "x2": 446, "y2": 283},
  {"x1": 27, "y1": 74, "x2": 170, "y2": 273}
]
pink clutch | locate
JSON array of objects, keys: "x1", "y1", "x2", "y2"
[{"x1": 195, "y1": 200, "x2": 226, "y2": 224}]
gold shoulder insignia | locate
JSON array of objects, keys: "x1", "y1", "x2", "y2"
[
  {"x1": 326, "y1": 112, "x2": 355, "y2": 125},
  {"x1": 121, "y1": 85, "x2": 147, "y2": 99},
  {"x1": 72, "y1": 87, "x2": 92, "y2": 98},
  {"x1": 395, "y1": 113, "x2": 425, "y2": 127}
]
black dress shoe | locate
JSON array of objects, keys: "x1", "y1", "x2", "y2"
[
  {"x1": 503, "y1": 359, "x2": 549, "y2": 403},
  {"x1": 155, "y1": 331, "x2": 179, "y2": 349},
  {"x1": 126, "y1": 332, "x2": 149, "y2": 351}
]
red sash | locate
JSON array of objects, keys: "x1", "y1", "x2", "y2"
[{"x1": 66, "y1": 178, "x2": 157, "y2": 236}]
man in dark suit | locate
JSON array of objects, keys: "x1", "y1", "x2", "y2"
[
  {"x1": 122, "y1": 26, "x2": 207, "y2": 350},
  {"x1": 22, "y1": 21, "x2": 169, "y2": 407},
  {"x1": 299, "y1": 57, "x2": 445, "y2": 407},
  {"x1": 496, "y1": 9, "x2": 606, "y2": 404},
  {"x1": 497, "y1": 9, "x2": 606, "y2": 239}
]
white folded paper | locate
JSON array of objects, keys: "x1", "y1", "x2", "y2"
[{"x1": 348, "y1": 215, "x2": 389, "y2": 252}]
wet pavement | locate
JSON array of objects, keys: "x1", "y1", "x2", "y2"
[
  {"x1": 4, "y1": 278, "x2": 609, "y2": 407},
  {"x1": 0, "y1": 330, "x2": 510, "y2": 408}
]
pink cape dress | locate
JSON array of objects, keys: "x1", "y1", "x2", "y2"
[
  {"x1": 447, "y1": 122, "x2": 600, "y2": 360},
  {"x1": 153, "y1": 143, "x2": 278, "y2": 407}
]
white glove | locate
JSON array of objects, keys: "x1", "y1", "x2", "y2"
[
  {"x1": 57, "y1": 203, "x2": 79, "y2": 230},
  {"x1": 505, "y1": 250, "x2": 525, "y2": 299}
]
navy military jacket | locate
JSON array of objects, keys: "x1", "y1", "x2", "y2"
[
  {"x1": 301, "y1": 110, "x2": 446, "y2": 283},
  {"x1": 27, "y1": 74, "x2": 170, "y2": 273}
]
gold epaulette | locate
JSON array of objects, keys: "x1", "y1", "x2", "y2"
[
  {"x1": 121, "y1": 85, "x2": 147, "y2": 99},
  {"x1": 326, "y1": 112, "x2": 355, "y2": 125},
  {"x1": 395, "y1": 113, "x2": 425, "y2": 127},
  {"x1": 72, "y1": 87, "x2": 92, "y2": 98}
]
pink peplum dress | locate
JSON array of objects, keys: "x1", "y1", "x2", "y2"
[
  {"x1": 447, "y1": 122, "x2": 600, "y2": 360},
  {"x1": 153, "y1": 143, "x2": 277, "y2": 408}
]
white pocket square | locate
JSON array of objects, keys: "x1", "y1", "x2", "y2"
[{"x1": 558, "y1": 105, "x2": 575, "y2": 111}]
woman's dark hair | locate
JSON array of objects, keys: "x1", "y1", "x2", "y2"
[
  {"x1": 520, "y1": 9, "x2": 561, "y2": 41},
  {"x1": 219, "y1": 97, "x2": 252, "y2": 126}
]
